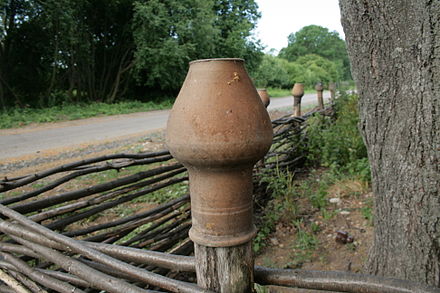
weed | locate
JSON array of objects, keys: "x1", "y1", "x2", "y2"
[
  {"x1": 306, "y1": 93, "x2": 370, "y2": 183},
  {"x1": 311, "y1": 222, "x2": 320, "y2": 233},
  {"x1": 139, "y1": 181, "x2": 188, "y2": 204},
  {"x1": 253, "y1": 201, "x2": 282, "y2": 253},
  {"x1": 285, "y1": 221, "x2": 319, "y2": 268},
  {"x1": 254, "y1": 166, "x2": 299, "y2": 253},
  {"x1": 293, "y1": 223, "x2": 318, "y2": 251},
  {"x1": 116, "y1": 222, "x2": 153, "y2": 244},
  {"x1": 321, "y1": 208, "x2": 336, "y2": 220},
  {"x1": 361, "y1": 198, "x2": 374, "y2": 226},
  {"x1": 346, "y1": 243, "x2": 357, "y2": 251},
  {"x1": 254, "y1": 284, "x2": 269, "y2": 293}
]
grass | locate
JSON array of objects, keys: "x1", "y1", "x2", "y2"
[
  {"x1": 253, "y1": 162, "x2": 370, "y2": 255},
  {"x1": 287, "y1": 220, "x2": 319, "y2": 268},
  {"x1": 361, "y1": 197, "x2": 374, "y2": 226},
  {"x1": 0, "y1": 99, "x2": 174, "y2": 129},
  {"x1": 267, "y1": 87, "x2": 314, "y2": 98},
  {"x1": 253, "y1": 167, "x2": 298, "y2": 253},
  {"x1": 1, "y1": 87, "x2": 323, "y2": 129}
]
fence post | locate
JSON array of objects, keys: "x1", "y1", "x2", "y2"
[
  {"x1": 292, "y1": 83, "x2": 304, "y2": 116},
  {"x1": 329, "y1": 82, "x2": 336, "y2": 102},
  {"x1": 166, "y1": 58, "x2": 273, "y2": 292},
  {"x1": 315, "y1": 82, "x2": 324, "y2": 109}
]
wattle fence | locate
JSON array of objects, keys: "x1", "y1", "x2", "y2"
[{"x1": 0, "y1": 105, "x2": 437, "y2": 293}]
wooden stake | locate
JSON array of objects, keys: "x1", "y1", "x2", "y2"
[{"x1": 195, "y1": 242, "x2": 254, "y2": 293}]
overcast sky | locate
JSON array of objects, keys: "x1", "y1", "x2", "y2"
[{"x1": 253, "y1": 0, "x2": 344, "y2": 53}]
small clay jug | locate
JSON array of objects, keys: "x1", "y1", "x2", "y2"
[
  {"x1": 315, "y1": 82, "x2": 324, "y2": 92},
  {"x1": 291, "y1": 83, "x2": 304, "y2": 116},
  {"x1": 291, "y1": 83, "x2": 305, "y2": 97},
  {"x1": 257, "y1": 88, "x2": 270, "y2": 108},
  {"x1": 166, "y1": 58, "x2": 273, "y2": 247},
  {"x1": 315, "y1": 82, "x2": 324, "y2": 109}
]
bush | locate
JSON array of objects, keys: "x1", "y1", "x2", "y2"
[{"x1": 306, "y1": 93, "x2": 370, "y2": 181}]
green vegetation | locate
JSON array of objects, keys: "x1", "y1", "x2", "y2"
[
  {"x1": 361, "y1": 198, "x2": 374, "y2": 226},
  {"x1": 288, "y1": 220, "x2": 319, "y2": 268},
  {"x1": 254, "y1": 167, "x2": 296, "y2": 253},
  {"x1": 252, "y1": 25, "x2": 350, "y2": 90},
  {"x1": 279, "y1": 25, "x2": 351, "y2": 80},
  {"x1": 134, "y1": 181, "x2": 188, "y2": 204},
  {"x1": 306, "y1": 92, "x2": 370, "y2": 182},
  {"x1": 0, "y1": 0, "x2": 262, "y2": 110},
  {"x1": 253, "y1": 93, "x2": 371, "y2": 255},
  {"x1": 0, "y1": 100, "x2": 173, "y2": 129},
  {"x1": 266, "y1": 87, "x2": 291, "y2": 97},
  {"x1": 1, "y1": 1, "x2": 352, "y2": 125}
]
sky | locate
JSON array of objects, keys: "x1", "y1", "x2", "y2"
[{"x1": 253, "y1": 0, "x2": 344, "y2": 53}]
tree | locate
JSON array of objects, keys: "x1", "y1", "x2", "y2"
[
  {"x1": 132, "y1": 0, "x2": 217, "y2": 92},
  {"x1": 252, "y1": 54, "x2": 290, "y2": 88},
  {"x1": 279, "y1": 25, "x2": 350, "y2": 80},
  {"x1": 133, "y1": 0, "x2": 263, "y2": 95},
  {"x1": 0, "y1": 0, "x2": 135, "y2": 106},
  {"x1": 0, "y1": 0, "x2": 264, "y2": 108},
  {"x1": 211, "y1": 0, "x2": 263, "y2": 72},
  {"x1": 293, "y1": 54, "x2": 339, "y2": 87},
  {"x1": 340, "y1": 0, "x2": 440, "y2": 287}
]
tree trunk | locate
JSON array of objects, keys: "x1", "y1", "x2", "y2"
[{"x1": 339, "y1": 0, "x2": 440, "y2": 286}]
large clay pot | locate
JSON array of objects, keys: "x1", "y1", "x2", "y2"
[
  {"x1": 257, "y1": 88, "x2": 270, "y2": 108},
  {"x1": 166, "y1": 58, "x2": 273, "y2": 247},
  {"x1": 291, "y1": 83, "x2": 304, "y2": 117}
]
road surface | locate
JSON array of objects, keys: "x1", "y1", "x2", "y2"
[{"x1": 0, "y1": 92, "x2": 329, "y2": 161}]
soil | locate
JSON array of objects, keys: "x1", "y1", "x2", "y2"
[
  {"x1": 255, "y1": 191, "x2": 373, "y2": 272},
  {"x1": 254, "y1": 173, "x2": 374, "y2": 292}
]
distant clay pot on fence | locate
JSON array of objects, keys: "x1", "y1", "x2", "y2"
[
  {"x1": 292, "y1": 83, "x2": 305, "y2": 117},
  {"x1": 166, "y1": 58, "x2": 273, "y2": 247},
  {"x1": 257, "y1": 88, "x2": 270, "y2": 108},
  {"x1": 291, "y1": 83, "x2": 305, "y2": 97}
]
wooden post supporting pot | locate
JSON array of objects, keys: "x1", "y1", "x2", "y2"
[
  {"x1": 166, "y1": 58, "x2": 273, "y2": 292},
  {"x1": 329, "y1": 82, "x2": 336, "y2": 101},
  {"x1": 315, "y1": 82, "x2": 324, "y2": 110},
  {"x1": 257, "y1": 88, "x2": 270, "y2": 108},
  {"x1": 292, "y1": 83, "x2": 304, "y2": 117}
]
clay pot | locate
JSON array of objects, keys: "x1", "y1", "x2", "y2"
[
  {"x1": 257, "y1": 88, "x2": 270, "y2": 108},
  {"x1": 166, "y1": 58, "x2": 273, "y2": 247},
  {"x1": 291, "y1": 83, "x2": 304, "y2": 97},
  {"x1": 291, "y1": 83, "x2": 304, "y2": 117},
  {"x1": 315, "y1": 82, "x2": 324, "y2": 92},
  {"x1": 329, "y1": 82, "x2": 336, "y2": 100},
  {"x1": 315, "y1": 82, "x2": 324, "y2": 109}
]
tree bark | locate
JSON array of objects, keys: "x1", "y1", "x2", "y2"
[
  {"x1": 339, "y1": 0, "x2": 440, "y2": 286},
  {"x1": 194, "y1": 242, "x2": 254, "y2": 293}
]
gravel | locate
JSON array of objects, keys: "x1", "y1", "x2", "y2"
[{"x1": 0, "y1": 131, "x2": 165, "y2": 176}]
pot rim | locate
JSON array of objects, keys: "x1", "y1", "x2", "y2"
[{"x1": 189, "y1": 58, "x2": 244, "y2": 64}]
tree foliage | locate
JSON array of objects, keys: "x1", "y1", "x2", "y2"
[
  {"x1": 252, "y1": 54, "x2": 290, "y2": 88},
  {"x1": 252, "y1": 25, "x2": 351, "y2": 90},
  {"x1": 252, "y1": 53, "x2": 340, "y2": 89},
  {"x1": 0, "y1": 0, "x2": 262, "y2": 109},
  {"x1": 279, "y1": 25, "x2": 350, "y2": 80}
]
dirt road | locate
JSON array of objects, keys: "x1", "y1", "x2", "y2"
[{"x1": 0, "y1": 92, "x2": 329, "y2": 162}]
